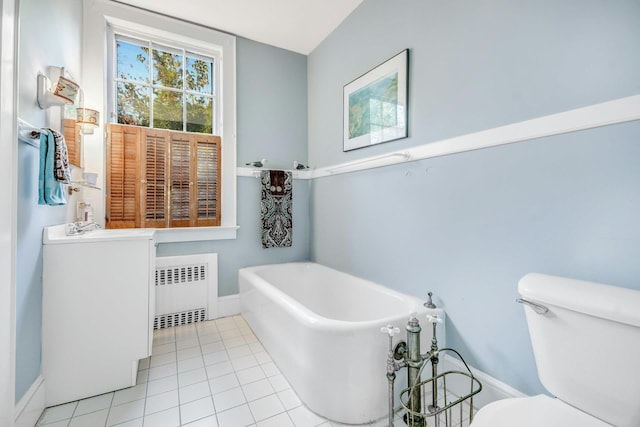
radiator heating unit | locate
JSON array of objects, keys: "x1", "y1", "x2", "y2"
[{"x1": 154, "y1": 253, "x2": 218, "y2": 329}]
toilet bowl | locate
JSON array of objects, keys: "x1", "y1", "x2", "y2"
[{"x1": 470, "y1": 273, "x2": 640, "y2": 427}]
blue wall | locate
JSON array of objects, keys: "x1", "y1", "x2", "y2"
[
  {"x1": 307, "y1": 0, "x2": 640, "y2": 395},
  {"x1": 16, "y1": 0, "x2": 83, "y2": 401},
  {"x1": 157, "y1": 37, "x2": 310, "y2": 296}
]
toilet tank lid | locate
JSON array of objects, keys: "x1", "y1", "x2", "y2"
[{"x1": 519, "y1": 273, "x2": 640, "y2": 328}]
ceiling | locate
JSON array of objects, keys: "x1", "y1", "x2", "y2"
[{"x1": 113, "y1": 0, "x2": 364, "y2": 55}]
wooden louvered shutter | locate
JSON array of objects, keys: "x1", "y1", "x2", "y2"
[
  {"x1": 141, "y1": 129, "x2": 169, "y2": 228},
  {"x1": 194, "y1": 134, "x2": 221, "y2": 226},
  {"x1": 106, "y1": 124, "x2": 141, "y2": 228},
  {"x1": 106, "y1": 125, "x2": 221, "y2": 229},
  {"x1": 169, "y1": 132, "x2": 193, "y2": 228},
  {"x1": 63, "y1": 119, "x2": 81, "y2": 167}
]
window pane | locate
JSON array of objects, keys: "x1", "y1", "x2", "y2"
[
  {"x1": 153, "y1": 89, "x2": 183, "y2": 131},
  {"x1": 117, "y1": 39, "x2": 149, "y2": 83},
  {"x1": 186, "y1": 57, "x2": 212, "y2": 94},
  {"x1": 117, "y1": 82, "x2": 150, "y2": 126},
  {"x1": 153, "y1": 46, "x2": 183, "y2": 89},
  {"x1": 186, "y1": 94, "x2": 213, "y2": 133}
]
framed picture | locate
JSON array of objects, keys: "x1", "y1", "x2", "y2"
[{"x1": 343, "y1": 49, "x2": 408, "y2": 151}]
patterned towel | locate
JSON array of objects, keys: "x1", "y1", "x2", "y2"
[
  {"x1": 50, "y1": 128, "x2": 71, "y2": 183},
  {"x1": 260, "y1": 170, "x2": 292, "y2": 248},
  {"x1": 38, "y1": 130, "x2": 67, "y2": 206}
]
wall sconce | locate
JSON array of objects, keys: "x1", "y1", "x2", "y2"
[
  {"x1": 37, "y1": 66, "x2": 80, "y2": 109},
  {"x1": 76, "y1": 108, "x2": 100, "y2": 134}
]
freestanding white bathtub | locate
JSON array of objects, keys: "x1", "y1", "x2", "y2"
[{"x1": 239, "y1": 262, "x2": 444, "y2": 425}]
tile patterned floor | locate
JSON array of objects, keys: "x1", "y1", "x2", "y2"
[{"x1": 36, "y1": 315, "x2": 405, "y2": 427}]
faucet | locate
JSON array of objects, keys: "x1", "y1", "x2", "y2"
[{"x1": 66, "y1": 221, "x2": 101, "y2": 235}]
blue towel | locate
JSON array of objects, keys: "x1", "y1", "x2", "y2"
[{"x1": 38, "y1": 130, "x2": 67, "y2": 206}]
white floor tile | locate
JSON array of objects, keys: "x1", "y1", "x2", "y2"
[
  {"x1": 206, "y1": 361, "x2": 234, "y2": 379},
  {"x1": 236, "y1": 366, "x2": 266, "y2": 385},
  {"x1": 248, "y1": 343, "x2": 265, "y2": 354},
  {"x1": 110, "y1": 418, "x2": 143, "y2": 427},
  {"x1": 148, "y1": 363, "x2": 178, "y2": 381},
  {"x1": 39, "y1": 402, "x2": 78, "y2": 424},
  {"x1": 223, "y1": 336, "x2": 247, "y2": 349},
  {"x1": 242, "y1": 379, "x2": 274, "y2": 402},
  {"x1": 268, "y1": 374, "x2": 290, "y2": 392},
  {"x1": 143, "y1": 406, "x2": 180, "y2": 427},
  {"x1": 152, "y1": 342, "x2": 176, "y2": 356},
  {"x1": 260, "y1": 362, "x2": 280, "y2": 377},
  {"x1": 248, "y1": 394, "x2": 285, "y2": 422},
  {"x1": 150, "y1": 351, "x2": 177, "y2": 368},
  {"x1": 183, "y1": 415, "x2": 219, "y2": 426},
  {"x1": 146, "y1": 375, "x2": 178, "y2": 397},
  {"x1": 216, "y1": 404, "x2": 255, "y2": 427},
  {"x1": 68, "y1": 408, "x2": 109, "y2": 427},
  {"x1": 227, "y1": 344, "x2": 252, "y2": 359},
  {"x1": 253, "y1": 351, "x2": 272, "y2": 365},
  {"x1": 178, "y1": 367, "x2": 208, "y2": 388},
  {"x1": 179, "y1": 380, "x2": 211, "y2": 404},
  {"x1": 203, "y1": 350, "x2": 229, "y2": 366},
  {"x1": 112, "y1": 385, "x2": 147, "y2": 407},
  {"x1": 287, "y1": 405, "x2": 324, "y2": 427},
  {"x1": 180, "y1": 396, "x2": 215, "y2": 425},
  {"x1": 213, "y1": 387, "x2": 246, "y2": 412},
  {"x1": 177, "y1": 346, "x2": 202, "y2": 361},
  {"x1": 201, "y1": 341, "x2": 226, "y2": 355},
  {"x1": 74, "y1": 392, "x2": 113, "y2": 416},
  {"x1": 214, "y1": 317, "x2": 237, "y2": 331},
  {"x1": 198, "y1": 331, "x2": 222, "y2": 345},
  {"x1": 144, "y1": 389, "x2": 179, "y2": 415},
  {"x1": 220, "y1": 328, "x2": 243, "y2": 340},
  {"x1": 231, "y1": 354, "x2": 259, "y2": 371},
  {"x1": 136, "y1": 369, "x2": 149, "y2": 383},
  {"x1": 106, "y1": 399, "x2": 145, "y2": 426},
  {"x1": 178, "y1": 355, "x2": 205, "y2": 373},
  {"x1": 138, "y1": 357, "x2": 151, "y2": 370},
  {"x1": 257, "y1": 412, "x2": 295, "y2": 427},
  {"x1": 277, "y1": 389, "x2": 301, "y2": 410},
  {"x1": 37, "y1": 420, "x2": 68, "y2": 427},
  {"x1": 176, "y1": 337, "x2": 200, "y2": 350},
  {"x1": 209, "y1": 373, "x2": 240, "y2": 394}
]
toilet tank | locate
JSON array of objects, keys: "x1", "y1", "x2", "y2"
[{"x1": 518, "y1": 273, "x2": 640, "y2": 427}]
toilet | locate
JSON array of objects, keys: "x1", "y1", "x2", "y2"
[{"x1": 471, "y1": 273, "x2": 640, "y2": 427}]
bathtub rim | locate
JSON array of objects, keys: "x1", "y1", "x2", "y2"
[{"x1": 239, "y1": 261, "x2": 438, "y2": 332}]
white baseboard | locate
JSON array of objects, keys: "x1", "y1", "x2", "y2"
[
  {"x1": 217, "y1": 294, "x2": 240, "y2": 318},
  {"x1": 15, "y1": 375, "x2": 45, "y2": 427},
  {"x1": 441, "y1": 354, "x2": 526, "y2": 409}
]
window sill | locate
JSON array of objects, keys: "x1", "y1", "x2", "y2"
[{"x1": 154, "y1": 225, "x2": 239, "y2": 243}]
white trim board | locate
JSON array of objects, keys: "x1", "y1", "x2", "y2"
[
  {"x1": 15, "y1": 375, "x2": 45, "y2": 427},
  {"x1": 237, "y1": 94, "x2": 639, "y2": 180}
]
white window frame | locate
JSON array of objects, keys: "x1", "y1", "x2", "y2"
[
  {"x1": 82, "y1": 1, "x2": 237, "y2": 242},
  {"x1": 108, "y1": 29, "x2": 221, "y2": 135}
]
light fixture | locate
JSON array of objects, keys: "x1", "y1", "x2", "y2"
[
  {"x1": 37, "y1": 66, "x2": 80, "y2": 109},
  {"x1": 76, "y1": 108, "x2": 100, "y2": 134}
]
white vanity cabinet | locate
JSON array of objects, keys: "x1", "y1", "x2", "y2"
[{"x1": 42, "y1": 225, "x2": 156, "y2": 406}]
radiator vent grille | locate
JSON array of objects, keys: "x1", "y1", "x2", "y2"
[
  {"x1": 154, "y1": 308, "x2": 206, "y2": 330},
  {"x1": 156, "y1": 264, "x2": 207, "y2": 286},
  {"x1": 154, "y1": 261, "x2": 210, "y2": 329}
]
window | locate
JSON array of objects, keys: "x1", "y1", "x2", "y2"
[
  {"x1": 106, "y1": 28, "x2": 227, "y2": 230},
  {"x1": 115, "y1": 35, "x2": 217, "y2": 134}
]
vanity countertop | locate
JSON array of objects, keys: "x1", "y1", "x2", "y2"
[{"x1": 43, "y1": 223, "x2": 156, "y2": 244}]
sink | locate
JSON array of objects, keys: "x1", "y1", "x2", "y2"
[{"x1": 43, "y1": 223, "x2": 156, "y2": 244}]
